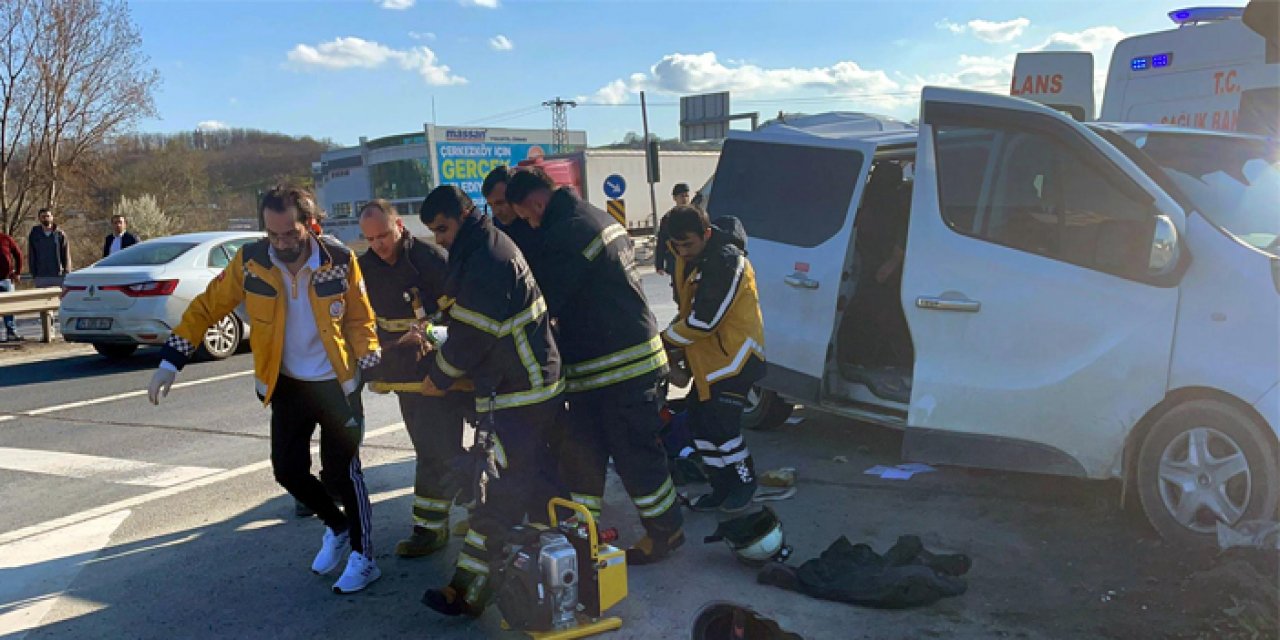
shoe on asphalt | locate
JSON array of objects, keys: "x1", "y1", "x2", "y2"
[
  {"x1": 311, "y1": 527, "x2": 350, "y2": 575},
  {"x1": 717, "y1": 480, "x2": 759, "y2": 515},
  {"x1": 4, "y1": 333, "x2": 21, "y2": 342},
  {"x1": 687, "y1": 487, "x2": 729, "y2": 512},
  {"x1": 422, "y1": 585, "x2": 483, "y2": 618},
  {"x1": 626, "y1": 529, "x2": 685, "y2": 566},
  {"x1": 332, "y1": 551, "x2": 381, "y2": 594},
  {"x1": 395, "y1": 527, "x2": 448, "y2": 558}
]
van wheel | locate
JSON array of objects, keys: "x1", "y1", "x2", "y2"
[
  {"x1": 198, "y1": 314, "x2": 242, "y2": 361},
  {"x1": 742, "y1": 386, "x2": 794, "y2": 431},
  {"x1": 93, "y1": 343, "x2": 138, "y2": 359},
  {"x1": 1136, "y1": 399, "x2": 1278, "y2": 547}
]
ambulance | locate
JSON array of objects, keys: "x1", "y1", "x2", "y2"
[{"x1": 1010, "y1": 2, "x2": 1279, "y2": 135}]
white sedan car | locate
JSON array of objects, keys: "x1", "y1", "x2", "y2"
[{"x1": 59, "y1": 231, "x2": 264, "y2": 359}]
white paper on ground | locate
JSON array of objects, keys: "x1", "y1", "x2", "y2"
[
  {"x1": 880, "y1": 468, "x2": 916, "y2": 480},
  {"x1": 897, "y1": 463, "x2": 937, "y2": 474},
  {"x1": 863, "y1": 465, "x2": 893, "y2": 476},
  {"x1": 785, "y1": 416, "x2": 805, "y2": 425}
]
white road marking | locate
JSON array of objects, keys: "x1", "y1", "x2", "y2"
[
  {"x1": 0, "y1": 510, "x2": 129, "y2": 639},
  {"x1": 0, "y1": 416, "x2": 14, "y2": 424},
  {"x1": 24, "y1": 370, "x2": 253, "y2": 416},
  {"x1": 0, "y1": 447, "x2": 223, "y2": 488},
  {"x1": 0, "y1": 422, "x2": 404, "y2": 547}
]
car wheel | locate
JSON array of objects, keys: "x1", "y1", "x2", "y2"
[
  {"x1": 199, "y1": 314, "x2": 242, "y2": 361},
  {"x1": 741, "y1": 386, "x2": 795, "y2": 431},
  {"x1": 1136, "y1": 399, "x2": 1279, "y2": 547},
  {"x1": 93, "y1": 343, "x2": 138, "y2": 359}
]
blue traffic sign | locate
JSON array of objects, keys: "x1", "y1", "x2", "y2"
[{"x1": 603, "y1": 174, "x2": 627, "y2": 198}]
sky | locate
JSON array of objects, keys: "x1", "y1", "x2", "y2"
[{"x1": 130, "y1": 0, "x2": 1183, "y2": 147}]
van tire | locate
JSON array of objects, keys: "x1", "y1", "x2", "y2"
[
  {"x1": 1136, "y1": 399, "x2": 1278, "y2": 547},
  {"x1": 742, "y1": 386, "x2": 794, "y2": 431},
  {"x1": 197, "y1": 314, "x2": 242, "y2": 361}
]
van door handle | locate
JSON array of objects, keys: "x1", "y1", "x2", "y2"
[
  {"x1": 916, "y1": 296, "x2": 980, "y2": 312},
  {"x1": 784, "y1": 274, "x2": 819, "y2": 290}
]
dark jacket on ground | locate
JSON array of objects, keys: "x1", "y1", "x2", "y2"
[
  {"x1": 424, "y1": 213, "x2": 562, "y2": 413},
  {"x1": 28, "y1": 224, "x2": 70, "y2": 277},
  {"x1": 358, "y1": 234, "x2": 450, "y2": 390},
  {"x1": 528, "y1": 188, "x2": 666, "y2": 394},
  {"x1": 103, "y1": 232, "x2": 139, "y2": 258},
  {"x1": 0, "y1": 233, "x2": 22, "y2": 280}
]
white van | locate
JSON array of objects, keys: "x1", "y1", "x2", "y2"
[{"x1": 718, "y1": 86, "x2": 1279, "y2": 545}]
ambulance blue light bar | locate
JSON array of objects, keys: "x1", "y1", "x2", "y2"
[
  {"x1": 1132, "y1": 52, "x2": 1173, "y2": 71},
  {"x1": 1168, "y1": 6, "x2": 1245, "y2": 25}
]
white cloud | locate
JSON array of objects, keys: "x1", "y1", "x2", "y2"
[
  {"x1": 459, "y1": 0, "x2": 499, "y2": 7},
  {"x1": 197, "y1": 120, "x2": 229, "y2": 131},
  {"x1": 968, "y1": 17, "x2": 1030, "y2": 43},
  {"x1": 584, "y1": 52, "x2": 905, "y2": 108},
  {"x1": 1036, "y1": 25, "x2": 1127, "y2": 55},
  {"x1": 378, "y1": 0, "x2": 414, "y2": 9},
  {"x1": 409, "y1": 31, "x2": 436, "y2": 41},
  {"x1": 287, "y1": 37, "x2": 396, "y2": 70},
  {"x1": 936, "y1": 19, "x2": 966, "y2": 34},
  {"x1": 287, "y1": 37, "x2": 465, "y2": 85},
  {"x1": 489, "y1": 34, "x2": 514, "y2": 51}
]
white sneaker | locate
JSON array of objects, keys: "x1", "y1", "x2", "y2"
[
  {"x1": 332, "y1": 551, "x2": 381, "y2": 594},
  {"x1": 311, "y1": 527, "x2": 350, "y2": 575}
]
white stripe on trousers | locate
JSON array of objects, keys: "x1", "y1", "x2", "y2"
[{"x1": 349, "y1": 456, "x2": 373, "y2": 557}]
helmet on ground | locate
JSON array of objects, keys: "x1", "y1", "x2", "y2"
[
  {"x1": 703, "y1": 506, "x2": 791, "y2": 566},
  {"x1": 690, "y1": 601, "x2": 802, "y2": 640}
]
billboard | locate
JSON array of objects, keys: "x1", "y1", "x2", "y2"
[{"x1": 428, "y1": 126, "x2": 586, "y2": 205}]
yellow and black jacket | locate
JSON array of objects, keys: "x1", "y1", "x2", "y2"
[
  {"x1": 663, "y1": 216, "x2": 766, "y2": 401},
  {"x1": 528, "y1": 188, "x2": 667, "y2": 394},
  {"x1": 424, "y1": 213, "x2": 562, "y2": 413},
  {"x1": 161, "y1": 235, "x2": 381, "y2": 404},
  {"x1": 357, "y1": 234, "x2": 450, "y2": 393}
]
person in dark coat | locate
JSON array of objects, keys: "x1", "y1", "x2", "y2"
[
  {"x1": 103, "y1": 214, "x2": 140, "y2": 257},
  {"x1": 28, "y1": 208, "x2": 71, "y2": 288}
]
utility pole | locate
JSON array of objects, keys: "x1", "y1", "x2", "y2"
[
  {"x1": 640, "y1": 91, "x2": 659, "y2": 233},
  {"x1": 543, "y1": 97, "x2": 577, "y2": 154}
]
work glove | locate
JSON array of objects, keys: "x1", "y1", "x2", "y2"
[{"x1": 148, "y1": 367, "x2": 176, "y2": 405}]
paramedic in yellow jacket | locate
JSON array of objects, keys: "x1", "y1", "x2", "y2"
[
  {"x1": 145, "y1": 185, "x2": 384, "y2": 595},
  {"x1": 662, "y1": 206, "x2": 766, "y2": 514}
]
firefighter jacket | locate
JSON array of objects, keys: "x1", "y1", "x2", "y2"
[
  {"x1": 424, "y1": 212, "x2": 562, "y2": 413},
  {"x1": 161, "y1": 235, "x2": 381, "y2": 404},
  {"x1": 357, "y1": 234, "x2": 449, "y2": 392},
  {"x1": 663, "y1": 216, "x2": 765, "y2": 401},
  {"x1": 530, "y1": 188, "x2": 667, "y2": 394}
]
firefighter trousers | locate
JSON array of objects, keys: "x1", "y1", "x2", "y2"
[
  {"x1": 449, "y1": 397, "x2": 564, "y2": 607},
  {"x1": 560, "y1": 378, "x2": 682, "y2": 537},
  {"x1": 397, "y1": 392, "x2": 466, "y2": 536}
]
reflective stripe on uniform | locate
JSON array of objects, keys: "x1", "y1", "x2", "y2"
[
  {"x1": 450, "y1": 304, "x2": 503, "y2": 336},
  {"x1": 435, "y1": 350, "x2": 466, "y2": 378},
  {"x1": 571, "y1": 493, "x2": 603, "y2": 517},
  {"x1": 705, "y1": 337, "x2": 764, "y2": 383},
  {"x1": 632, "y1": 477, "x2": 677, "y2": 518},
  {"x1": 564, "y1": 335, "x2": 663, "y2": 378},
  {"x1": 465, "y1": 529, "x2": 487, "y2": 551},
  {"x1": 376, "y1": 317, "x2": 416, "y2": 332},
  {"x1": 415, "y1": 495, "x2": 451, "y2": 512},
  {"x1": 663, "y1": 324, "x2": 693, "y2": 346},
  {"x1": 565, "y1": 351, "x2": 666, "y2": 394},
  {"x1": 457, "y1": 553, "x2": 489, "y2": 576},
  {"x1": 414, "y1": 516, "x2": 448, "y2": 531},
  {"x1": 582, "y1": 224, "x2": 628, "y2": 261},
  {"x1": 475, "y1": 379, "x2": 565, "y2": 413}
]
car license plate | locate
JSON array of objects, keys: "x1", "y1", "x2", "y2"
[{"x1": 75, "y1": 318, "x2": 112, "y2": 330}]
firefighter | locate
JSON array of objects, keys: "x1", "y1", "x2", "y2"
[
  {"x1": 356, "y1": 199, "x2": 466, "y2": 557},
  {"x1": 481, "y1": 165, "x2": 541, "y2": 256},
  {"x1": 417, "y1": 185, "x2": 565, "y2": 617},
  {"x1": 146, "y1": 185, "x2": 383, "y2": 594},
  {"x1": 505, "y1": 168, "x2": 684, "y2": 565},
  {"x1": 661, "y1": 205, "x2": 764, "y2": 513}
]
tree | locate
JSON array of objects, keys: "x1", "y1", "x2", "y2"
[
  {"x1": 113, "y1": 193, "x2": 168, "y2": 239},
  {"x1": 0, "y1": 0, "x2": 158, "y2": 236}
]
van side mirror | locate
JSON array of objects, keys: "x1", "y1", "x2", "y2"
[{"x1": 1148, "y1": 214, "x2": 1180, "y2": 276}]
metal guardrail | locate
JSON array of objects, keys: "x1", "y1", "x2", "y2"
[{"x1": 0, "y1": 287, "x2": 61, "y2": 343}]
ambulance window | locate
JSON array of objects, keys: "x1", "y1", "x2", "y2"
[
  {"x1": 936, "y1": 123, "x2": 1156, "y2": 280},
  {"x1": 710, "y1": 139, "x2": 865, "y2": 247}
]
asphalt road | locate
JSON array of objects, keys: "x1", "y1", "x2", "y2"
[{"x1": 0, "y1": 269, "x2": 1273, "y2": 639}]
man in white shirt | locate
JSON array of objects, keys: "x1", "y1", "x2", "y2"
[{"x1": 102, "y1": 214, "x2": 139, "y2": 258}]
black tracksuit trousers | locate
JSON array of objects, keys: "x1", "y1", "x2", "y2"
[{"x1": 270, "y1": 376, "x2": 374, "y2": 556}]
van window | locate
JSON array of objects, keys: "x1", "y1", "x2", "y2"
[
  {"x1": 710, "y1": 138, "x2": 865, "y2": 247},
  {"x1": 936, "y1": 124, "x2": 1155, "y2": 279}
]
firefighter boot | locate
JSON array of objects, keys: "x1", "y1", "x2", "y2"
[
  {"x1": 626, "y1": 528, "x2": 686, "y2": 566},
  {"x1": 395, "y1": 526, "x2": 448, "y2": 558},
  {"x1": 423, "y1": 569, "x2": 489, "y2": 618}
]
